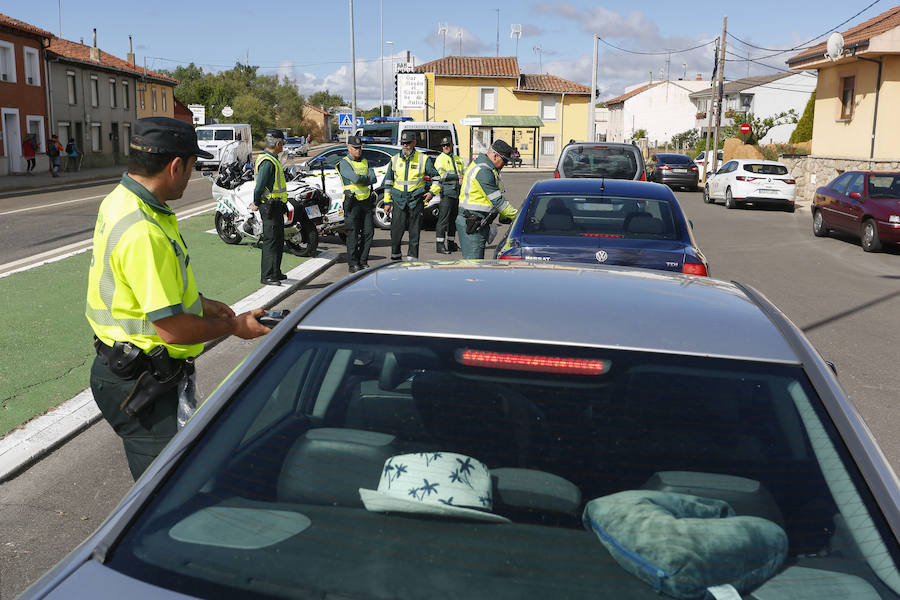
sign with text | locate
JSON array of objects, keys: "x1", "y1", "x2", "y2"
[
  {"x1": 396, "y1": 73, "x2": 427, "y2": 110},
  {"x1": 188, "y1": 104, "x2": 206, "y2": 125}
]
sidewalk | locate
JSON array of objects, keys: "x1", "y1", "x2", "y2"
[{"x1": 0, "y1": 165, "x2": 126, "y2": 198}]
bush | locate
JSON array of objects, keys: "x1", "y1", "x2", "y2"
[
  {"x1": 760, "y1": 143, "x2": 811, "y2": 160},
  {"x1": 789, "y1": 92, "x2": 815, "y2": 143}
]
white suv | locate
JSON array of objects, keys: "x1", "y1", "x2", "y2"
[{"x1": 704, "y1": 159, "x2": 797, "y2": 212}]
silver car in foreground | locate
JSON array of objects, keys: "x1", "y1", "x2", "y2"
[{"x1": 20, "y1": 262, "x2": 900, "y2": 599}]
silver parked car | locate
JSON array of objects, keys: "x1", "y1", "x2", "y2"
[{"x1": 19, "y1": 262, "x2": 900, "y2": 599}]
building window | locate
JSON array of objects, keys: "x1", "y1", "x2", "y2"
[
  {"x1": 540, "y1": 95, "x2": 558, "y2": 121},
  {"x1": 109, "y1": 78, "x2": 117, "y2": 108},
  {"x1": 57, "y1": 122, "x2": 70, "y2": 151},
  {"x1": 66, "y1": 71, "x2": 77, "y2": 104},
  {"x1": 24, "y1": 47, "x2": 40, "y2": 86},
  {"x1": 27, "y1": 116, "x2": 45, "y2": 152},
  {"x1": 122, "y1": 81, "x2": 129, "y2": 109},
  {"x1": 162, "y1": 89, "x2": 167, "y2": 112},
  {"x1": 840, "y1": 76, "x2": 855, "y2": 120},
  {"x1": 540, "y1": 135, "x2": 557, "y2": 156},
  {"x1": 122, "y1": 123, "x2": 131, "y2": 156},
  {"x1": 90, "y1": 75, "x2": 99, "y2": 107},
  {"x1": 479, "y1": 87, "x2": 497, "y2": 113},
  {"x1": 139, "y1": 86, "x2": 145, "y2": 110},
  {"x1": 0, "y1": 41, "x2": 15, "y2": 83},
  {"x1": 91, "y1": 123, "x2": 102, "y2": 152},
  {"x1": 152, "y1": 89, "x2": 157, "y2": 111}
]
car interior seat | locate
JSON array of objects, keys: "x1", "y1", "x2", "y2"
[
  {"x1": 540, "y1": 198, "x2": 576, "y2": 232},
  {"x1": 623, "y1": 212, "x2": 664, "y2": 235}
]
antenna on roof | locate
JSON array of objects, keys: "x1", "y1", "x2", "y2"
[
  {"x1": 437, "y1": 22, "x2": 448, "y2": 57},
  {"x1": 825, "y1": 32, "x2": 844, "y2": 62},
  {"x1": 510, "y1": 24, "x2": 522, "y2": 60}
]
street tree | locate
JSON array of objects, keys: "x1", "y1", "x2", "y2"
[{"x1": 723, "y1": 110, "x2": 799, "y2": 145}]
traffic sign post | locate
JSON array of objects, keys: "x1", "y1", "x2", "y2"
[
  {"x1": 338, "y1": 113, "x2": 355, "y2": 130},
  {"x1": 740, "y1": 122, "x2": 751, "y2": 143}
]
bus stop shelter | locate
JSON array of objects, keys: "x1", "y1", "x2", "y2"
[{"x1": 461, "y1": 115, "x2": 544, "y2": 167}]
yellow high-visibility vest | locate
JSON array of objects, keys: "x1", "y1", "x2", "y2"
[
  {"x1": 255, "y1": 152, "x2": 287, "y2": 203},
  {"x1": 340, "y1": 156, "x2": 372, "y2": 200}
]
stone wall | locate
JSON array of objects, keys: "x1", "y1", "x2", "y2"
[{"x1": 779, "y1": 155, "x2": 900, "y2": 202}]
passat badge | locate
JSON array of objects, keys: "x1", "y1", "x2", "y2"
[{"x1": 595, "y1": 250, "x2": 608, "y2": 263}]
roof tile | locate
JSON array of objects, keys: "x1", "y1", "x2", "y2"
[
  {"x1": 602, "y1": 84, "x2": 654, "y2": 106},
  {"x1": 0, "y1": 13, "x2": 52, "y2": 39},
  {"x1": 415, "y1": 56, "x2": 519, "y2": 78},
  {"x1": 788, "y1": 5, "x2": 900, "y2": 64},
  {"x1": 47, "y1": 37, "x2": 176, "y2": 83},
  {"x1": 517, "y1": 73, "x2": 591, "y2": 94}
]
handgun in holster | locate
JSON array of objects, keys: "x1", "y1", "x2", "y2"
[
  {"x1": 120, "y1": 346, "x2": 189, "y2": 419},
  {"x1": 465, "y1": 209, "x2": 498, "y2": 235},
  {"x1": 343, "y1": 190, "x2": 355, "y2": 217}
]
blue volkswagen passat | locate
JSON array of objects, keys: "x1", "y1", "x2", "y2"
[
  {"x1": 496, "y1": 178, "x2": 709, "y2": 276},
  {"x1": 19, "y1": 262, "x2": 900, "y2": 599}
]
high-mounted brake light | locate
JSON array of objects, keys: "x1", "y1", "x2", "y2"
[
  {"x1": 554, "y1": 169, "x2": 561, "y2": 178},
  {"x1": 458, "y1": 350, "x2": 610, "y2": 375},
  {"x1": 581, "y1": 233, "x2": 623, "y2": 238},
  {"x1": 682, "y1": 262, "x2": 708, "y2": 276},
  {"x1": 498, "y1": 254, "x2": 523, "y2": 260}
]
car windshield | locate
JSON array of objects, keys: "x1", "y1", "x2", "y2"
[
  {"x1": 196, "y1": 130, "x2": 214, "y2": 141},
  {"x1": 743, "y1": 163, "x2": 788, "y2": 176},
  {"x1": 869, "y1": 175, "x2": 900, "y2": 199},
  {"x1": 105, "y1": 330, "x2": 900, "y2": 599},
  {"x1": 522, "y1": 194, "x2": 679, "y2": 239},
  {"x1": 561, "y1": 146, "x2": 640, "y2": 179},
  {"x1": 658, "y1": 154, "x2": 693, "y2": 165}
]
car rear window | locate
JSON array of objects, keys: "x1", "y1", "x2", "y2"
[
  {"x1": 868, "y1": 175, "x2": 900, "y2": 199},
  {"x1": 743, "y1": 163, "x2": 788, "y2": 176},
  {"x1": 214, "y1": 130, "x2": 234, "y2": 141},
  {"x1": 560, "y1": 146, "x2": 641, "y2": 179},
  {"x1": 522, "y1": 194, "x2": 678, "y2": 239},
  {"x1": 107, "y1": 330, "x2": 900, "y2": 600},
  {"x1": 658, "y1": 154, "x2": 693, "y2": 165}
]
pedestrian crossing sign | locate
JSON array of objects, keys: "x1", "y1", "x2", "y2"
[{"x1": 338, "y1": 113, "x2": 354, "y2": 130}]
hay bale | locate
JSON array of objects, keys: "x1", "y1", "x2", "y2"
[{"x1": 723, "y1": 138, "x2": 764, "y2": 161}]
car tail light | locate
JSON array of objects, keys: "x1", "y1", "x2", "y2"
[
  {"x1": 640, "y1": 171, "x2": 646, "y2": 181},
  {"x1": 554, "y1": 169, "x2": 560, "y2": 178},
  {"x1": 498, "y1": 254, "x2": 523, "y2": 260},
  {"x1": 689, "y1": 165, "x2": 698, "y2": 171},
  {"x1": 682, "y1": 262, "x2": 708, "y2": 276},
  {"x1": 784, "y1": 179, "x2": 796, "y2": 184},
  {"x1": 736, "y1": 176, "x2": 758, "y2": 182},
  {"x1": 659, "y1": 165, "x2": 671, "y2": 171},
  {"x1": 458, "y1": 349, "x2": 610, "y2": 375}
]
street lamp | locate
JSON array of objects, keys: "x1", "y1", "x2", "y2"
[{"x1": 386, "y1": 40, "x2": 394, "y2": 117}]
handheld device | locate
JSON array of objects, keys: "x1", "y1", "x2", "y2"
[{"x1": 257, "y1": 309, "x2": 290, "y2": 328}]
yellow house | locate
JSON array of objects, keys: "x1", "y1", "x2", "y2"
[
  {"x1": 136, "y1": 78, "x2": 177, "y2": 119},
  {"x1": 410, "y1": 56, "x2": 591, "y2": 167},
  {"x1": 787, "y1": 5, "x2": 900, "y2": 161}
]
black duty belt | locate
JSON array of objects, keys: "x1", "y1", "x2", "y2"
[
  {"x1": 463, "y1": 210, "x2": 488, "y2": 218},
  {"x1": 94, "y1": 336, "x2": 192, "y2": 381}
]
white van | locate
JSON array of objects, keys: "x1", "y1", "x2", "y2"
[
  {"x1": 354, "y1": 120, "x2": 457, "y2": 153},
  {"x1": 195, "y1": 124, "x2": 252, "y2": 170}
]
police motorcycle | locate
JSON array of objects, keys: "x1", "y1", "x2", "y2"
[
  {"x1": 207, "y1": 159, "x2": 326, "y2": 256},
  {"x1": 298, "y1": 156, "x2": 348, "y2": 242}
]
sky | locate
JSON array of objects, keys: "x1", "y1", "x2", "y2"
[{"x1": 9, "y1": 0, "x2": 889, "y2": 108}]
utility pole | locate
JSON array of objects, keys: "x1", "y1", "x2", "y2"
[
  {"x1": 349, "y1": 0, "x2": 357, "y2": 141},
  {"x1": 588, "y1": 34, "x2": 598, "y2": 142},
  {"x1": 710, "y1": 16, "x2": 727, "y2": 178}
]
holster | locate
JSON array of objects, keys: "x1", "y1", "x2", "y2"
[
  {"x1": 464, "y1": 213, "x2": 482, "y2": 235},
  {"x1": 343, "y1": 190, "x2": 355, "y2": 216}
]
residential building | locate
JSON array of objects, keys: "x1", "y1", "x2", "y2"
[
  {"x1": 173, "y1": 97, "x2": 193, "y2": 124},
  {"x1": 784, "y1": 4, "x2": 900, "y2": 199},
  {"x1": 302, "y1": 103, "x2": 332, "y2": 142},
  {"x1": 410, "y1": 56, "x2": 591, "y2": 166},
  {"x1": 47, "y1": 33, "x2": 176, "y2": 168},
  {"x1": 594, "y1": 106, "x2": 610, "y2": 142},
  {"x1": 688, "y1": 73, "x2": 816, "y2": 143},
  {"x1": 604, "y1": 77, "x2": 711, "y2": 145},
  {"x1": 0, "y1": 13, "x2": 52, "y2": 176}
]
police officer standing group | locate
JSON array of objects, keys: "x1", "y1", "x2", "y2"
[
  {"x1": 457, "y1": 139, "x2": 519, "y2": 259},
  {"x1": 338, "y1": 135, "x2": 378, "y2": 272},
  {"x1": 433, "y1": 135, "x2": 465, "y2": 254},
  {"x1": 382, "y1": 130, "x2": 441, "y2": 260}
]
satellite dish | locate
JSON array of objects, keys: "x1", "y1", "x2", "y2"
[
  {"x1": 825, "y1": 32, "x2": 845, "y2": 61},
  {"x1": 221, "y1": 106, "x2": 234, "y2": 117}
]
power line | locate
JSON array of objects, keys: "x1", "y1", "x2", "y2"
[
  {"x1": 723, "y1": 50, "x2": 817, "y2": 77},
  {"x1": 596, "y1": 36, "x2": 716, "y2": 56}
]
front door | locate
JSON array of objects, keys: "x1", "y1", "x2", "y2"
[
  {"x1": 1, "y1": 109, "x2": 22, "y2": 173},
  {"x1": 111, "y1": 122, "x2": 120, "y2": 162}
]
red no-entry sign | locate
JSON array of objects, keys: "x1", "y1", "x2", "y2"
[{"x1": 740, "y1": 123, "x2": 751, "y2": 134}]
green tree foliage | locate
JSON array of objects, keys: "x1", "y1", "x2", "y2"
[
  {"x1": 632, "y1": 128, "x2": 648, "y2": 140},
  {"x1": 671, "y1": 129, "x2": 699, "y2": 150},
  {"x1": 789, "y1": 92, "x2": 815, "y2": 143},
  {"x1": 307, "y1": 90, "x2": 347, "y2": 111},
  {"x1": 722, "y1": 110, "x2": 799, "y2": 145}
]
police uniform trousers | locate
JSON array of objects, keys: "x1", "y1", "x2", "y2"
[
  {"x1": 90, "y1": 354, "x2": 178, "y2": 479},
  {"x1": 390, "y1": 198, "x2": 423, "y2": 259},
  {"x1": 456, "y1": 212, "x2": 491, "y2": 259},
  {"x1": 345, "y1": 197, "x2": 375, "y2": 267},
  {"x1": 260, "y1": 201, "x2": 285, "y2": 280},
  {"x1": 436, "y1": 193, "x2": 459, "y2": 246}
]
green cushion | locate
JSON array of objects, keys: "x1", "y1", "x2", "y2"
[{"x1": 583, "y1": 490, "x2": 788, "y2": 599}]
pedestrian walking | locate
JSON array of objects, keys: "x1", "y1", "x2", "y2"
[
  {"x1": 456, "y1": 139, "x2": 519, "y2": 259},
  {"x1": 433, "y1": 135, "x2": 465, "y2": 254},
  {"x1": 47, "y1": 134, "x2": 63, "y2": 177},
  {"x1": 338, "y1": 135, "x2": 377, "y2": 272},
  {"x1": 383, "y1": 130, "x2": 440, "y2": 260},
  {"x1": 254, "y1": 129, "x2": 288, "y2": 286},
  {"x1": 22, "y1": 134, "x2": 36, "y2": 174},
  {"x1": 86, "y1": 117, "x2": 269, "y2": 479},
  {"x1": 64, "y1": 137, "x2": 81, "y2": 173}
]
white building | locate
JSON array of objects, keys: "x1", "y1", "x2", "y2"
[
  {"x1": 594, "y1": 106, "x2": 610, "y2": 141},
  {"x1": 689, "y1": 73, "x2": 817, "y2": 144},
  {"x1": 604, "y1": 78, "x2": 711, "y2": 145}
]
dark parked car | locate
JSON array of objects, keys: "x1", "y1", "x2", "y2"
[
  {"x1": 555, "y1": 141, "x2": 646, "y2": 180},
  {"x1": 18, "y1": 261, "x2": 900, "y2": 599},
  {"x1": 496, "y1": 178, "x2": 708, "y2": 275},
  {"x1": 647, "y1": 153, "x2": 699, "y2": 190},
  {"x1": 812, "y1": 171, "x2": 900, "y2": 252}
]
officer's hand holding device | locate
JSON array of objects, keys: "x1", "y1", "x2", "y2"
[{"x1": 256, "y1": 309, "x2": 290, "y2": 329}]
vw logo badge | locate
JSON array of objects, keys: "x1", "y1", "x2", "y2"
[{"x1": 595, "y1": 250, "x2": 608, "y2": 263}]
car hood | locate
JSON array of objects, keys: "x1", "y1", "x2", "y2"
[
  {"x1": 33, "y1": 560, "x2": 199, "y2": 599},
  {"x1": 516, "y1": 234, "x2": 690, "y2": 270}
]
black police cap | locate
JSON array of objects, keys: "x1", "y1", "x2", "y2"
[
  {"x1": 347, "y1": 135, "x2": 363, "y2": 147},
  {"x1": 491, "y1": 139, "x2": 513, "y2": 161},
  {"x1": 266, "y1": 128, "x2": 285, "y2": 140},
  {"x1": 399, "y1": 130, "x2": 417, "y2": 143},
  {"x1": 440, "y1": 136, "x2": 453, "y2": 146},
  {"x1": 130, "y1": 117, "x2": 213, "y2": 159}
]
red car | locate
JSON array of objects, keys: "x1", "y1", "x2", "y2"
[{"x1": 812, "y1": 171, "x2": 900, "y2": 252}]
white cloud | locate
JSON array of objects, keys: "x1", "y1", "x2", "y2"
[{"x1": 424, "y1": 25, "x2": 490, "y2": 56}]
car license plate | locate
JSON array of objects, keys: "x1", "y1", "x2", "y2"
[
  {"x1": 673, "y1": 168, "x2": 687, "y2": 173},
  {"x1": 759, "y1": 189, "x2": 778, "y2": 195},
  {"x1": 305, "y1": 205, "x2": 321, "y2": 218}
]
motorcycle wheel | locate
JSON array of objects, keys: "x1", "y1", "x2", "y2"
[
  {"x1": 286, "y1": 220, "x2": 319, "y2": 257},
  {"x1": 214, "y1": 211, "x2": 242, "y2": 245}
]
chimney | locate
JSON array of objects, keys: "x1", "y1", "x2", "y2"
[
  {"x1": 127, "y1": 35, "x2": 135, "y2": 66},
  {"x1": 90, "y1": 28, "x2": 100, "y2": 62},
  {"x1": 696, "y1": 73, "x2": 702, "y2": 81}
]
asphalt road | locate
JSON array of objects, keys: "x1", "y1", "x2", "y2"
[{"x1": 3, "y1": 171, "x2": 900, "y2": 597}]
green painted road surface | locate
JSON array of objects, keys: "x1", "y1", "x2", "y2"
[{"x1": 0, "y1": 211, "x2": 310, "y2": 436}]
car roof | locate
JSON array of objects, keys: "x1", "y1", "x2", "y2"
[
  {"x1": 299, "y1": 261, "x2": 798, "y2": 364},
  {"x1": 529, "y1": 178, "x2": 678, "y2": 201}
]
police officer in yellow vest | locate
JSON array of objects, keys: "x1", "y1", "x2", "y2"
[
  {"x1": 254, "y1": 129, "x2": 288, "y2": 286},
  {"x1": 86, "y1": 117, "x2": 270, "y2": 479},
  {"x1": 338, "y1": 135, "x2": 377, "y2": 273},
  {"x1": 433, "y1": 135, "x2": 465, "y2": 254},
  {"x1": 457, "y1": 139, "x2": 519, "y2": 259},
  {"x1": 383, "y1": 130, "x2": 440, "y2": 260}
]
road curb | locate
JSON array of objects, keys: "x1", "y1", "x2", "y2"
[
  {"x1": 0, "y1": 250, "x2": 338, "y2": 483},
  {"x1": 0, "y1": 176, "x2": 123, "y2": 200}
]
